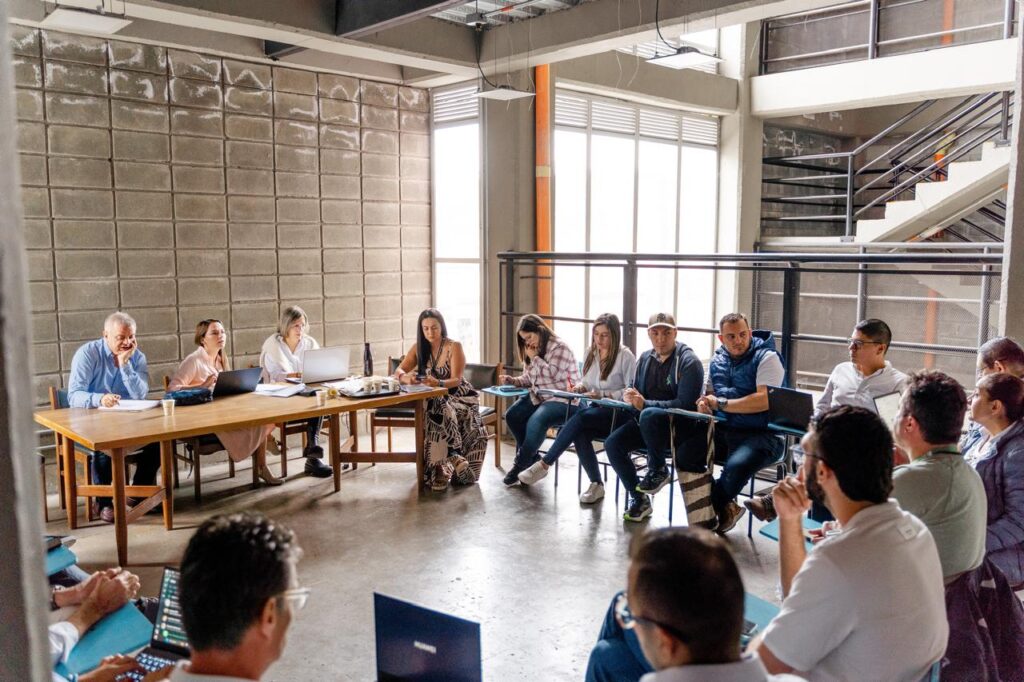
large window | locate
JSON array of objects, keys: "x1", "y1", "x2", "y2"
[
  {"x1": 432, "y1": 84, "x2": 482, "y2": 361},
  {"x1": 553, "y1": 91, "x2": 720, "y2": 360}
]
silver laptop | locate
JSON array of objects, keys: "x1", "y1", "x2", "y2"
[
  {"x1": 873, "y1": 391, "x2": 902, "y2": 433},
  {"x1": 299, "y1": 346, "x2": 351, "y2": 383}
]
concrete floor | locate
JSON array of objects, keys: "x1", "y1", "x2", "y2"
[{"x1": 43, "y1": 431, "x2": 784, "y2": 681}]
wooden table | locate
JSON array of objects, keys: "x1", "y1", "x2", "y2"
[{"x1": 34, "y1": 387, "x2": 446, "y2": 565}]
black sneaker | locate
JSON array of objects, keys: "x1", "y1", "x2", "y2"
[
  {"x1": 304, "y1": 457, "x2": 333, "y2": 478},
  {"x1": 636, "y1": 467, "x2": 670, "y2": 495},
  {"x1": 623, "y1": 494, "x2": 653, "y2": 522}
]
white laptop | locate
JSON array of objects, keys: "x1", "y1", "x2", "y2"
[
  {"x1": 873, "y1": 391, "x2": 902, "y2": 433},
  {"x1": 294, "y1": 346, "x2": 351, "y2": 384}
]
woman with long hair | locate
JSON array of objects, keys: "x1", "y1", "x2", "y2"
[
  {"x1": 966, "y1": 371, "x2": 1024, "y2": 588},
  {"x1": 498, "y1": 314, "x2": 581, "y2": 486},
  {"x1": 393, "y1": 308, "x2": 488, "y2": 491},
  {"x1": 169, "y1": 319, "x2": 280, "y2": 485},
  {"x1": 516, "y1": 314, "x2": 637, "y2": 502}
]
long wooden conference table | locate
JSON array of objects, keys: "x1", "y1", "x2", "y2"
[{"x1": 34, "y1": 387, "x2": 447, "y2": 565}]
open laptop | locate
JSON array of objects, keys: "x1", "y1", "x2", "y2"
[
  {"x1": 286, "y1": 346, "x2": 351, "y2": 384},
  {"x1": 116, "y1": 567, "x2": 190, "y2": 681},
  {"x1": 375, "y1": 593, "x2": 482, "y2": 682},
  {"x1": 212, "y1": 367, "x2": 262, "y2": 398},
  {"x1": 874, "y1": 391, "x2": 902, "y2": 433},
  {"x1": 767, "y1": 386, "x2": 815, "y2": 436}
]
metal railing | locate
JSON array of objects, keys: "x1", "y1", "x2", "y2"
[
  {"x1": 498, "y1": 248, "x2": 1002, "y2": 390},
  {"x1": 760, "y1": 0, "x2": 1017, "y2": 75},
  {"x1": 762, "y1": 92, "x2": 1013, "y2": 238}
]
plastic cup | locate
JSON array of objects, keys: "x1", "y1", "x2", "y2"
[
  {"x1": 161, "y1": 398, "x2": 175, "y2": 416},
  {"x1": 315, "y1": 389, "x2": 327, "y2": 406}
]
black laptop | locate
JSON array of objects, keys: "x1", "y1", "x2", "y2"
[
  {"x1": 116, "y1": 568, "x2": 190, "y2": 681},
  {"x1": 375, "y1": 593, "x2": 482, "y2": 682},
  {"x1": 767, "y1": 386, "x2": 815, "y2": 436},
  {"x1": 212, "y1": 367, "x2": 262, "y2": 398}
]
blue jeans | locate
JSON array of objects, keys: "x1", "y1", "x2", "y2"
[
  {"x1": 540, "y1": 406, "x2": 624, "y2": 484},
  {"x1": 90, "y1": 442, "x2": 162, "y2": 508},
  {"x1": 709, "y1": 427, "x2": 784, "y2": 514},
  {"x1": 504, "y1": 398, "x2": 577, "y2": 466},
  {"x1": 584, "y1": 591, "x2": 653, "y2": 682},
  {"x1": 605, "y1": 409, "x2": 704, "y2": 499}
]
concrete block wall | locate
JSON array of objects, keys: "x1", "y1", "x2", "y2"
[{"x1": 11, "y1": 27, "x2": 432, "y2": 404}]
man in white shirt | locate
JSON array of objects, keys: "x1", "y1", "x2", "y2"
[
  {"x1": 746, "y1": 318, "x2": 907, "y2": 522},
  {"x1": 750, "y1": 406, "x2": 947, "y2": 681},
  {"x1": 586, "y1": 527, "x2": 801, "y2": 682},
  {"x1": 145, "y1": 513, "x2": 306, "y2": 681}
]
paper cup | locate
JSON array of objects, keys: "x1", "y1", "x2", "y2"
[{"x1": 161, "y1": 398, "x2": 175, "y2": 416}]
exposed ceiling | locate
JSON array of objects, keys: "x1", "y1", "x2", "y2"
[{"x1": 12, "y1": 0, "x2": 846, "y2": 89}]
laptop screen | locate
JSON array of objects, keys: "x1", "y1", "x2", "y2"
[
  {"x1": 152, "y1": 567, "x2": 190, "y2": 656},
  {"x1": 374, "y1": 593, "x2": 482, "y2": 682}
]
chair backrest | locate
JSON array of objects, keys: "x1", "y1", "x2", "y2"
[
  {"x1": 163, "y1": 375, "x2": 170, "y2": 391},
  {"x1": 464, "y1": 362, "x2": 500, "y2": 391},
  {"x1": 388, "y1": 356, "x2": 401, "y2": 374},
  {"x1": 49, "y1": 386, "x2": 69, "y2": 409}
]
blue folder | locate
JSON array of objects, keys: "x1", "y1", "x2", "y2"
[
  {"x1": 54, "y1": 604, "x2": 153, "y2": 678},
  {"x1": 46, "y1": 546, "x2": 77, "y2": 577},
  {"x1": 482, "y1": 386, "x2": 529, "y2": 398},
  {"x1": 759, "y1": 516, "x2": 824, "y2": 549},
  {"x1": 744, "y1": 592, "x2": 781, "y2": 631}
]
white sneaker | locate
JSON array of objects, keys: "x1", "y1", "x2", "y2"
[
  {"x1": 517, "y1": 460, "x2": 550, "y2": 485},
  {"x1": 580, "y1": 482, "x2": 605, "y2": 504}
]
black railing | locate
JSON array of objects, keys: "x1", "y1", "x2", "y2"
[
  {"x1": 498, "y1": 248, "x2": 1002, "y2": 390},
  {"x1": 760, "y1": 0, "x2": 1017, "y2": 75},
  {"x1": 762, "y1": 92, "x2": 1013, "y2": 238}
]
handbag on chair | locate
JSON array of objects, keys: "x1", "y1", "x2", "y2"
[{"x1": 672, "y1": 418, "x2": 718, "y2": 530}]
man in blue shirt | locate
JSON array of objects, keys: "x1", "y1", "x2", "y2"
[
  {"x1": 67, "y1": 311, "x2": 160, "y2": 523},
  {"x1": 696, "y1": 313, "x2": 785, "y2": 533}
]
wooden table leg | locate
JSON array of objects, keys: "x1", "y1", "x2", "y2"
[
  {"x1": 414, "y1": 399, "x2": 425, "y2": 489},
  {"x1": 330, "y1": 413, "x2": 341, "y2": 492},
  {"x1": 111, "y1": 447, "x2": 128, "y2": 566},
  {"x1": 62, "y1": 437, "x2": 78, "y2": 530},
  {"x1": 160, "y1": 440, "x2": 174, "y2": 531},
  {"x1": 349, "y1": 411, "x2": 359, "y2": 451}
]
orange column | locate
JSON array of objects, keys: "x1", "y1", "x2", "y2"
[{"x1": 535, "y1": 64, "x2": 553, "y2": 317}]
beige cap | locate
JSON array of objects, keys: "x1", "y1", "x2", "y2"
[{"x1": 648, "y1": 312, "x2": 676, "y2": 329}]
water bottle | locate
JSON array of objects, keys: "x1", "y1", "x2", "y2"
[{"x1": 363, "y1": 342, "x2": 373, "y2": 376}]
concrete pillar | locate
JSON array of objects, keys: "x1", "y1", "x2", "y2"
[
  {"x1": 481, "y1": 71, "x2": 537, "y2": 365},
  {"x1": 0, "y1": 9, "x2": 54, "y2": 681},
  {"x1": 1000, "y1": 10, "x2": 1024, "y2": 339},
  {"x1": 715, "y1": 22, "x2": 763, "y2": 321}
]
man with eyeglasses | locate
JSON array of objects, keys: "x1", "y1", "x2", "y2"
[
  {"x1": 746, "y1": 318, "x2": 907, "y2": 523},
  {"x1": 67, "y1": 311, "x2": 161, "y2": 523},
  {"x1": 584, "y1": 527, "x2": 802, "y2": 682},
  {"x1": 144, "y1": 512, "x2": 307, "y2": 681},
  {"x1": 750, "y1": 406, "x2": 947, "y2": 680}
]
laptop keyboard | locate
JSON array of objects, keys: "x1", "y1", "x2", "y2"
[{"x1": 115, "y1": 651, "x2": 177, "y2": 681}]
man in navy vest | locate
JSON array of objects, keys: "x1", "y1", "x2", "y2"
[{"x1": 697, "y1": 312, "x2": 785, "y2": 533}]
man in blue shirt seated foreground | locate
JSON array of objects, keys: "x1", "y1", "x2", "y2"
[{"x1": 67, "y1": 311, "x2": 161, "y2": 523}]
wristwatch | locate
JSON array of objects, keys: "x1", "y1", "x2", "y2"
[{"x1": 719, "y1": 397, "x2": 729, "y2": 411}]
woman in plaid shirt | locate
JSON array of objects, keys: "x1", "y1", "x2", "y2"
[{"x1": 499, "y1": 314, "x2": 581, "y2": 486}]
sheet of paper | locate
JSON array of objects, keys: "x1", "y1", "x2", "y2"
[
  {"x1": 399, "y1": 384, "x2": 434, "y2": 394},
  {"x1": 254, "y1": 383, "x2": 305, "y2": 397},
  {"x1": 97, "y1": 399, "x2": 160, "y2": 412}
]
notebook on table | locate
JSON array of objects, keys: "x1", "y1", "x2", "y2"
[
  {"x1": 114, "y1": 567, "x2": 190, "y2": 681},
  {"x1": 375, "y1": 593, "x2": 482, "y2": 682}
]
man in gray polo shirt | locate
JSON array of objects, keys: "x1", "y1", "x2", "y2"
[
  {"x1": 750, "y1": 406, "x2": 946, "y2": 681},
  {"x1": 891, "y1": 369, "x2": 987, "y2": 581}
]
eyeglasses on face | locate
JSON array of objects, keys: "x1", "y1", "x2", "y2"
[
  {"x1": 614, "y1": 593, "x2": 689, "y2": 643},
  {"x1": 276, "y1": 586, "x2": 311, "y2": 611},
  {"x1": 847, "y1": 338, "x2": 883, "y2": 350}
]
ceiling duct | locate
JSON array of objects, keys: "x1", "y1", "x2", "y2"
[{"x1": 336, "y1": 0, "x2": 467, "y2": 38}]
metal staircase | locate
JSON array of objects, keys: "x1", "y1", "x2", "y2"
[{"x1": 761, "y1": 92, "x2": 1013, "y2": 243}]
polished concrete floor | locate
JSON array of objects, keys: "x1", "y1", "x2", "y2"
[{"x1": 43, "y1": 429, "x2": 784, "y2": 681}]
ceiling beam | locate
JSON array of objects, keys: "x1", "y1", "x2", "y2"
[{"x1": 336, "y1": 0, "x2": 467, "y2": 38}]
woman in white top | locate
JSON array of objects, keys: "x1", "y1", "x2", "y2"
[
  {"x1": 169, "y1": 320, "x2": 281, "y2": 485},
  {"x1": 258, "y1": 306, "x2": 332, "y2": 478},
  {"x1": 516, "y1": 313, "x2": 637, "y2": 503}
]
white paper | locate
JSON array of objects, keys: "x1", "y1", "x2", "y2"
[
  {"x1": 98, "y1": 399, "x2": 160, "y2": 412},
  {"x1": 254, "y1": 383, "x2": 305, "y2": 398},
  {"x1": 399, "y1": 384, "x2": 434, "y2": 394}
]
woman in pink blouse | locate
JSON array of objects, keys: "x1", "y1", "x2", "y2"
[
  {"x1": 498, "y1": 314, "x2": 581, "y2": 486},
  {"x1": 169, "y1": 319, "x2": 281, "y2": 485}
]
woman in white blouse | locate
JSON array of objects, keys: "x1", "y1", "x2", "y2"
[
  {"x1": 258, "y1": 306, "x2": 332, "y2": 478},
  {"x1": 169, "y1": 319, "x2": 281, "y2": 485},
  {"x1": 516, "y1": 313, "x2": 637, "y2": 503}
]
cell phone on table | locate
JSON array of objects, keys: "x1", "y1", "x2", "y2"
[{"x1": 742, "y1": 619, "x2": 758, "y2": 637}]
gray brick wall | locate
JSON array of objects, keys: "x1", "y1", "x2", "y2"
[{"x1": 11, "y1": 27, "x2": 432, "y2": 403}]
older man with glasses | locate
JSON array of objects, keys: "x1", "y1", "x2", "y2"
[{"x1": 144, "y1": 512, "x2": 307, "y2": 681}]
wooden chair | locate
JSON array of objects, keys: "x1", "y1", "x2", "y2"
[{"x1": 48, "y1": 386, "x2": 97, "y2": 522}]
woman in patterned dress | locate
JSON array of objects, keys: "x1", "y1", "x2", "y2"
[{"x1": 393, "y1": 308, "x2": 488, "y2": 491}]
